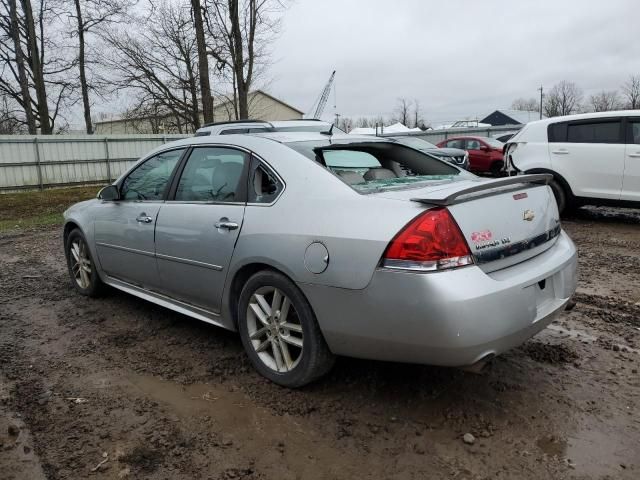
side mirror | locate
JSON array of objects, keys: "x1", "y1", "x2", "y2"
[{"x1": 98, "y1": 185, "x2": 120, "y2": 201}]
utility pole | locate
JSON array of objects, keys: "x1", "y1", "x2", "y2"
[
  {"x1": 334, "y1": 112, "x2": 341, "y2": 127},
  {"x1": 538, "y1": 86, "x2": 544, "y2": 119}
]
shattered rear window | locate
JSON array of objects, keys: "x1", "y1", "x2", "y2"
[
  {"x1": 286, "y1": 140, "x2": 468, "y2": 194},
  {"x1": 349, "y1": 175, "x2": 458, "y2": 193}
]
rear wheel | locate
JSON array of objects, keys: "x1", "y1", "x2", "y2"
[
  {"x1": 549, "y1": 178, "x2": 568, "y2": 214},
  {"x1": 238, "y1": 270, "x2": 335, "y2": 388},
  {"x1": 65, "y1": 229, "x2": 105, "y2": 297}
]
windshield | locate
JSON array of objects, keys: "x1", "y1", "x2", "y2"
[
  {"x1": 286, "y1": 140, "x2": 468, "y2": 194},
  {"x1": 393, "y1": 137, "x2": 438, "y2": 149},
  {"x1": 483, "y1": 137, "x2": 504, "y2": 148}
]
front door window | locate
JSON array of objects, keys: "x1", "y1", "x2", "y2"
[{"x1": 121, "y1": 149, "x2": 185, "y2": 201}]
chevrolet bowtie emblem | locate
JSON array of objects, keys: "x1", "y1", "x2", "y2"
[{"x1": 523, "y1": 209, "x2": 535, "y2": 221}]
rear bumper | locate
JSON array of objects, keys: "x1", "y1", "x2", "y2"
[{"x1": 300, "y1": 231, "x2": 578, "y2": 366}]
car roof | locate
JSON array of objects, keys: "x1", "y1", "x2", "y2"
[
  {"x1": 245, "y1": 131, "x2": 375, "y2": 143},
  {"x1": 522, "y1": 109, "x2": 640, "y2": 126},
  {"x1": 200, "y1": 119, "x2": 271, "y2": 128},
  {"x1": 157, "y1": 131, "x2": 384, "y2": 150},
  {"x1": 194, "y1": 119, "x2": 337, "y2": 135},
  {"x1": 270, "y1": 119, "x2": 331, "y2": 127}
]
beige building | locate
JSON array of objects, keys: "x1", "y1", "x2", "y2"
[{"x1": 95, "y1": 90, "x2": 304, "y2": 134}]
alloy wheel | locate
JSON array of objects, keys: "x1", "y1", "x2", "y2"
[
  {"x1": 70, "y1": 238, "x2": 92, "y2": 289},
  {"x1": 246, "y1": 286, "x2": 304, "y2": 372}
]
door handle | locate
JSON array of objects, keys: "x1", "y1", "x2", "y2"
[
  {"x1": 629, "y1": 153, "x2": 640, "y2": 158},
  {"x1": 552, "y1": 149, "x2": 569, "y2": 155},
  {"x1": 136, "y1": 214, "x2": 153, "y2": 224},
  {"x1": 214, "y1": 220, "x2": 239, "y2": 230}
]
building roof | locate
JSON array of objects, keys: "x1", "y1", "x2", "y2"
[
  {"x1": 94, "y1": 89, "x2": 303, "y2": 125},
  {"x1": 481, "y1": 109, "x2": 544, "y2": 126},
  {"x1": 254, "y1": 90, "x2": 304, "y2": 115}
]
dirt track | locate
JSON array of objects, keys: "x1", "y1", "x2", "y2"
[{"x1": 1, "y1": 207, "x2": 639, "y2": 479}]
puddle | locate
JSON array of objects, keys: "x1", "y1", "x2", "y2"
[
  {"x1": 566, "y1": 427, "x2": 635, "y2": 477},
  {"x1": 546, "y1": 324, "x2": 639, "y2": 353},
  {"x1": 546, "y1": 324, "x2": 598, "y2": 343},
  {"x1": 536, "y1": 435, "x2": 567, "y2": 457},
  {"x1": 537, "y1": 422, "x2": 636, "y2": 476},
  {"x1": 124, "y1": 374, "x2": 361, "y2": 478},
  {"x1": 126, "y1": 374, "x2": 288, "y2": 437}
]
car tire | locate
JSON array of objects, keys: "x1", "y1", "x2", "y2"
[
  {"x1": 549, "y1": 178, "x2": 568, "y2": 214},
  {"x1": 490, "y1": 161, "x2": 504, "y2": 176},
  {"x1": 65, "y1": 228, "x2": 105, "y2": 297},
  {"x1": 238, "y1": 270, "x2": 335, "y2": 388}
]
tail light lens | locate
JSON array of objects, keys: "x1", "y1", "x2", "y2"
[{"x1": 382, "y1": 208, "x2": 474, "y2": 272}]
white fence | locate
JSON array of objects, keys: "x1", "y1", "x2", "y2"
[
  {"x1": 0, "y1": 134, "x2": 188, "y2": 192},
  {"x1": 0, "y1": 126, "x2": 523, "y2": 192}
]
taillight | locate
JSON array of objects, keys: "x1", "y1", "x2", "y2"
[{"x1": 382, "y1": 208, "x2": 474, "y2": 272}]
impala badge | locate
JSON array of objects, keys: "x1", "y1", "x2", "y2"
[{"x1": 523, "y1": 209, "x2": 535, "y2": 221}]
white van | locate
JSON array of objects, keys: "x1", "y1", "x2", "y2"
[{"x1": 504, "y1": 111, "x2": 640, "y2": 213}]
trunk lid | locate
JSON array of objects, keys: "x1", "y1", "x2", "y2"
[{"x1": 370, "y1": 175, "x2": 561, "y2": 272}]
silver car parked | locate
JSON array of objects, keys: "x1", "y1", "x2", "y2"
[{"x1": 63, "y1": 132, "x2": 578, "y2": 387}]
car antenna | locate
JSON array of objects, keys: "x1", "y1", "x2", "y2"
[{"x1": 321, "y1": 124, "x2": 334, "y2": 137}]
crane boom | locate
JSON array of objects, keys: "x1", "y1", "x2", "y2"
[{"x1": 311, "y1": 70, "x2": 336, "y2": 119}]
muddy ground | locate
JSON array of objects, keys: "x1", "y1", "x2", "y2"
[{"x1": 1, "y1": 207, "x2": 639, "y2": 480}]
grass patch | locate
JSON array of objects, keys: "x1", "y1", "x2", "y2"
[{"x1": 0, "y1": 185, "x2": 100, "y2": 232}]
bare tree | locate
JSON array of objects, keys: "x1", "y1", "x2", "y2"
[
  {"x1": 544, "y1": 81, "x2": 583, "y2": 117},
  {"x1": 67, "y1": 0, "x2": 133, "y2": 134},
  {"x1": 393, "y1": 97, "x2": 411, "y2": 126},
  {"x1": 511, "y1": 97, "x2": 538, "y2": 111},
  {"x1": 0, "y1": 93, "x2": 24, "y2": 133},
  {"x1": 412, "y1": 98, "x2": 425, "y2": 129},
  {"x1": 190, "y1": 0, "x2": 213, "y2": 124},
  {"x1": 5, "y1": 0, "x2": 35, "y2": 132},
  {"x1": 335, "y1": 116, "x2": 352, "y2": 133},
  {"x1": 21, "y1": 0, "x2": 51, "y2": 132},
  {"x1": 203, "y1": 0, "x2": 288, "y2": 119},
  {"x1": 0, "y1": 0, "x2": 77, "y2": 133},
  {"x1": 355, "y1": 117, "x2": 371, "y2": 128},
  {"x1": 589, "y1": 90, "x2": 621, "y2": 112},
  {"x1": 622, "y1": 75, "x2": 640, "y2": 110},
  {"x1": 105, "y1": 2, "x2": 201, "y2": 133}
]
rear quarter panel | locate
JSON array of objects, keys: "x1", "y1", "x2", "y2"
[
  {"x1": 225, "y1": 138, "x2": 426, "y2": 291},
  {"x1": 510, "y1": 122, "x2": 553, "y2": 173},
  {"x1": 230, "y1": 185, "x2": 424, "y2": 291}
]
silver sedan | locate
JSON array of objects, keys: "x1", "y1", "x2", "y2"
[{"x1": 63, "y1": 132, "x2": 578, "y2": 387}]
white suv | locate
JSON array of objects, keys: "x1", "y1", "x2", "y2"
[{"x1": 504, "y1": 110, "x2": 640, "y2": 213}]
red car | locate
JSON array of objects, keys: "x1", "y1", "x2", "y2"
[{"x1": 437, "y1": 136, "x2": 504, "y2": 174}]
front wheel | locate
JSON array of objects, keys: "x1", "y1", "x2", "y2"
[
  {"x1": 238, "y1": 271, "x2": 335, "y2": 388},
  {"x1": 65, "y1": 228, "x2": 105, "y2": 297}
]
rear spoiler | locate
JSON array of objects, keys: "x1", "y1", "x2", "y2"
[{"x1": 410, "y1": 174, "x2": 553, "y2": 206}]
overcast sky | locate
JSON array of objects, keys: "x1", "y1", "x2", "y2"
[{"x1": 268, "y1": 0, "x2": 639, "y2": 125}]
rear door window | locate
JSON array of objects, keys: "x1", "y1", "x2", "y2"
[
  {"x1": 548, "y1": 122, "x2": 568, "y2": 142},
  {"x1": 174, "y1": 147, "x2": 249, "y2": 202},
  {"x1": 465, "y1": 139, "x2": 482, "y2": 150},
  {"x1": 628, "y1": 120, "x2": 640, "y2": 144},
  {"x1": 566, "y1": 120, "x2": 622, "y2": 144}
]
